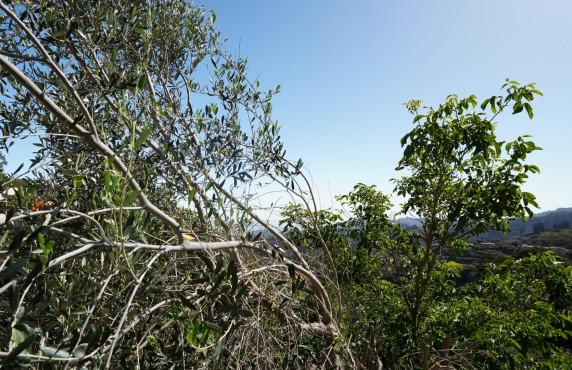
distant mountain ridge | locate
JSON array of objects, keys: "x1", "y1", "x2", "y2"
[
  {"x1": 534, "y1": 207, "x2": 572, "y2": 217},
  {"x1": 397, "y1": 207, "x2": 572, "y2": 239}
]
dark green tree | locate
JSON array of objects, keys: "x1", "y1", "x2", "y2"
[
  {"x1": 554, "y1": 220, "x2": 570, "y2": 230},
  {"x1": 393, "y1": 80, "x2": 542, "y2": 341},
  {"x1": 533, "y1": 221, "x2": 546, "y2": 233}
]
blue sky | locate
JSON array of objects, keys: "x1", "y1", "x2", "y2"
[
  {"x1": 198, "y1": 0, "x2": 572, "y2": 212},
  {"x1": 4, "y1": 1, "x2": 570, "y2": 214}
]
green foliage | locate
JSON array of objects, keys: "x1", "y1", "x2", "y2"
[
  {"x1": 396, "y1": 80, "x2": 542, "y2": 239},
  {"x1": 280, "y1": 82, "x2": 572, "y2": 369},
  {"x1": 533, "y1": 221, "x2": 546, "y2": 234},
  {"x1": 554, "y1": 220, "x2": 570, "y2": 230},
  {"x1": 464, "y1": 253, "x2": 572, "y2": 368}
]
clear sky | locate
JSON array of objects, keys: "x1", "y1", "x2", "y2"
[{"x1": 197, "y1": 0, "x2": 572, "y2": 213}]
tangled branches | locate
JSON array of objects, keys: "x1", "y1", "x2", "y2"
[{"x1": 0, "y1": 1, "x2": 346, "y2": 368}]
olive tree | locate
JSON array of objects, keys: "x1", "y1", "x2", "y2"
[{"x1": 0, "y1": 1, "x2": 346, "y2": 368}]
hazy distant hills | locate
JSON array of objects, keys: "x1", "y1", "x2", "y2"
[{"x1": 397, "y1": 207, "x2": 572, "y2": 239}]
